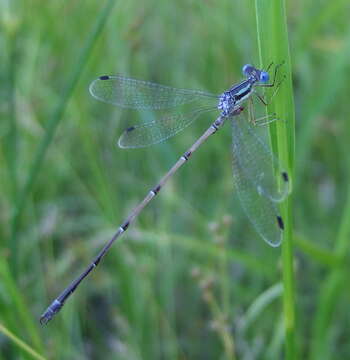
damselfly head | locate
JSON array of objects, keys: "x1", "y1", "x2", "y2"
[{"x1": 242, "y1": 64, "x2": 269, "y2": 83}]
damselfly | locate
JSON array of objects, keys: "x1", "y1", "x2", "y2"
[{"x1": 40, "y1": 63, "x2": 289, "y2": 324}]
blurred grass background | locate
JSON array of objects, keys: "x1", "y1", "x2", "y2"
[{"x1": 0, "y1": 0, "x2": 350, "y2": 359}]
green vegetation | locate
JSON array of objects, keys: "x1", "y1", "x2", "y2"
[{"x1": 0, "y1": 0, "x2": 349, "y2": 359}]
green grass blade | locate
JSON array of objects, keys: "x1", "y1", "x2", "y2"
[
  {"x1": 254, "y1": 0, "x2": 296, "y2": 358},
  {"x1": 295, "y1": 0, "x2": 348, "y2": 52},
  {"x1": 294, "y1": 233, "x2": 342, "y2": 268},
  {"x1": 0, "y1": 260, "x2": 43, "y2": 352},
  {"x1": 241, "y1": 283, "x2": 283, "y2": 332},
  {"x1": 0, "y1": 323, "x2": 46, "y2": 360},
  {"x1": 295, "y1": 27, "x2": 350, "y2": 183},
  {"x1": 3, "y1": 30, "x2": 19, "y2": 201},
  {"x1": 309, "y1": 186, "x2": 350, "y2": 360},
  {"x1": 9, "y1": 0, "x2": 117, "y2": 272}
]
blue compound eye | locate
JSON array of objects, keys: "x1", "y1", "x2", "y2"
[
  {"x1": 260, "y1": 71, "x2": 269, "y2": 83},
  {"x1": 242, "y1": 64, "x2": 253, "y2": 76}
]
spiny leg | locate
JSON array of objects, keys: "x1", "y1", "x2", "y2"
[
  {"x1": 265, "y1": 61, "x2": 274, "y2": 73},
  {"x1": 247, "y1": 98, "x2": 277, "y2": 126},
  {"x1": 254, "y1": 62, "x2": 286, "y2": 107},
  {"x1": 247, "y1": 98, "x2": 255, "y2": 124},
  {"x1": 255, "y1": 77, "x2": 285, "y2": 106},
  {"x1": 254, "y1": 114, "x2": 282, "y2": 126}
]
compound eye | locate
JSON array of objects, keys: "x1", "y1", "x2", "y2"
[
  {"x1": 260, "y1": 71, "x2": 269, "y2": 83},
  {"x1": 242, "y1": 64, "x2": 253, "y2": 76}
]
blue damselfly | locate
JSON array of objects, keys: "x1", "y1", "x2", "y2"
[{"x1": 40, "y1": 63, "x2": 289, "y2": 324}]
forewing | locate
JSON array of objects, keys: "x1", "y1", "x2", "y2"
[
  {"x1": 89, "y1": 75, "x2": 217, "y2": 110},
  {"x1": 118, "y1": 106, "x2": 216, "y2": 148},
  {"x1": 231, "y1": 114, "x2": 285, "y2": 246},
  {"x1": 231, "y1": 111, "x2": 289, "y2": 202}
]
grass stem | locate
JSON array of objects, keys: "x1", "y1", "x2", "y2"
[{"x1": 254, "y1": 1, "x2": 296, "y2": 358}]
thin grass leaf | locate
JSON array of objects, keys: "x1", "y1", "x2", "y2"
[
  {"x1": 296, "y1": 27, "x2": 350, "y2": 184},
  {"x1": 295, "y1": 0, "x2": 349, "y2": 51},
  {"x1": 0, "y1": 323, "x2": 46, "y2": 360},
  {"x1": 241, "y1": 283, "x2": 283, "y2": 332},
  {"x1": 9, "y1": 0, "x2": 117, "y2": 273},
  {"x1": 0, "y1": 260, "x2": 43, "y2": 353},
  {"x1": 309, "y1": 185, "x2": 350, "y2": 360},
  {"x1": 3, "y1": 30, "x2": 19, "y2": 201},
  {"x1": 294, "y1": 233, "x2": 342, "y2": 268}
]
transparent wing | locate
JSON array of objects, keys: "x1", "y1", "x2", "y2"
[
  {"x1": 118, "y1": 106, "x2": 217, "y2": 148},
  {"x1": 231, "y1": 114, "x2": 286, "y2": 246},
  {"x1": 231, "y1": 111, "x2": 289, "y2": 202},
  {"x1": 89, "y1": 75, "x2": 217, "y2": 110}
]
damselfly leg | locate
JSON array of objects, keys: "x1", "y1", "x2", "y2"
[{"x1": 254, "y1": 61, "x2": 286, "y2": 106}]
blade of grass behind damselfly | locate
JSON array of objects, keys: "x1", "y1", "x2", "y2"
[
  {"x1": 0, "y1": 323, "x2": 46, "y2": 360},
  {"x1": 10, "y1": 0, "x2": 117, "y2": 274},
  {"x1": 309, "y1": 119, "x2": 350, "y2": 360},
  {"x1": 254, "y1": 1, "x2": 296, "y2": 359}
]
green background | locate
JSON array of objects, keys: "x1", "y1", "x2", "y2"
[{"x1": 1, "y1": 0, "x2": 349, "y2": 359}]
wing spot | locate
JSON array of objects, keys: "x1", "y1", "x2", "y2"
[
  {"x1": 282, "y1": 172, "x2": 289, "y2": 182},
  {"x1": 126, "y1": 126, "x2": 135, "y2": 132},
  {"x1": 99, "y1": 75, "x2": 110, "y2": 80},
  {"x1": 276, "y1": 216, "x2": 284, "y2": 230}
]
